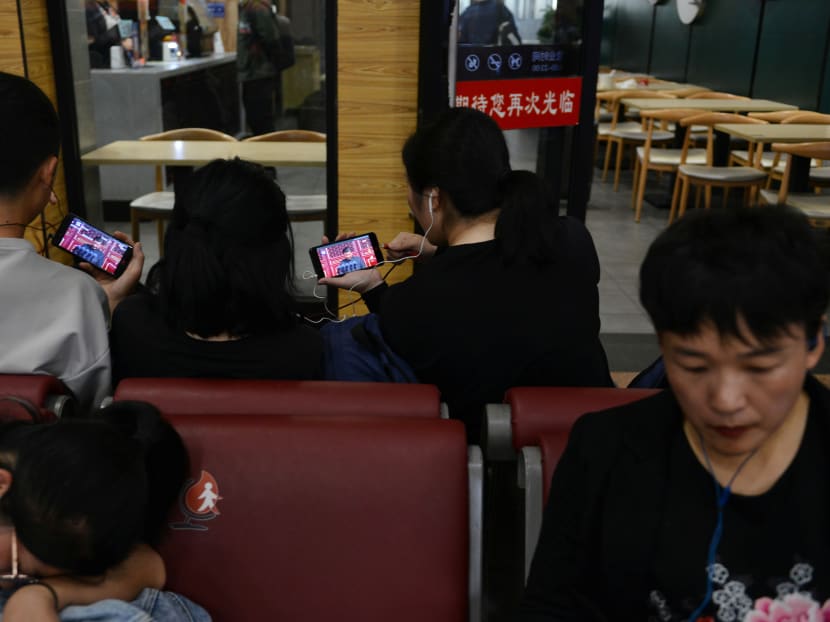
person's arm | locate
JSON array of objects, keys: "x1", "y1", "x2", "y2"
[
  {"x1": 518, "y1": 418, "x2": 607, "y2": 621},
  {"x1": 2, "y1": 544, "x2": 164, "y2": 621},
  {"x1": 78, "y1": 232, "x2": 145, "y2": 315},
  {"x1": 383, "y1": 232, "x2": 437, "y2": 263}
]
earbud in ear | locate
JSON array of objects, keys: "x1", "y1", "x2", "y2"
[
  {"x1": 49, "y1": 190, "x2": 58, "y2": 205},
  {"x1": 428, "y1": 194, "x2": 434, "y2": 215}
]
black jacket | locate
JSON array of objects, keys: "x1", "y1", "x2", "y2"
[{"x1": 518, "y1": 374, "x2": 830, "y2": 621}]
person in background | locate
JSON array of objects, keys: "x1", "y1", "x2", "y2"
[
  {"x1": 110, "y1": 158, "x2": 322, "y2": 383},
  {"x1": 0, "y1": 400, "x2": 207, "y2": 621},
  {"x1": 0, "y1": 72, "x2": 143, "y2": 410},
  {"x1": 237, "y1": 0, "x2": 281, "y2": 135},
  {"x1": 458, "y1": 0, "x2": 522, "y2": 46},
  {"x1": 85, "y1": 0, "x2": 134, "y2": 68},
  {"x1": 321, "y1": 107, "x2": 612, "y2": 441},
  {"x1": 519, "y1": 205, "x2": 830, "y2": 621}
]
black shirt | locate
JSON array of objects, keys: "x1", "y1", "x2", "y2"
[
  {"x1": 650, "y1": 402, "x2": 830, "y2": 621},
  {"x1": 364, "y1": 217, "x2": 613, "y2": 440},
  {"x1": 110, "y1": 292, "x2": 323, "y2": 385}
]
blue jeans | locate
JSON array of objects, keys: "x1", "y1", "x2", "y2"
[{"x1": 0, "y1": 588, "x2": 211, "y2": 622}]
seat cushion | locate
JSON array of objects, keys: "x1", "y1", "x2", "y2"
[
  {"x1": 730, "y1": 150, "x2": 777, "y2": 169},
  {"x1": 129, "y1": 191, "x2": 175, "y2": 212},
  {"x1": 285, "y1": 194, "x2": 327, "y2": 217},
  {"x1": 810, "y1": 167, "x2": 830, "y2": 183},
  {"x1": 678, "y1": 165, "x2": 767, "y2": 182},
  {"x1": 636, "y1": 147, "x2": 707, "y2": 166},
  {"x1": 783, "y1": 193, "x2": 830, "y2": 218},
  {"x1": 597, "y1": 121, "x2": 641, "y2": 136}
]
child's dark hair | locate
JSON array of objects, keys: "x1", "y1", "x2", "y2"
[
  {"x1": 0, "y1": 401, "x2": 188, "y2": 575},
  {"x1": 0, "y1": 72, "x2": 60, "y2": 197},
  {"x1": 97, "y1": 400, "x2": 189, "y2": 546},
  {"x1": 640, "y1": 205, "x2": 830, "y2": 341},
  {"x1": 150, "y1": 158, "x2": 297, "y2": 338},
  {"x1": 401, "y1": 107, "x2": 561, "y2": 264}
]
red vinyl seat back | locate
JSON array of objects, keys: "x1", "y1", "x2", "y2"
[
  {"x1": 508, "y1": 386, "x2": 659, "y2": 450},
  {"x1": 114, "y1": 378, "x2": 442, "y2": 417},
  {"x1": 0, "y1": 374, "x2": 69, "y2": 421},
  {"x1": 159, "y1": 415, "x2": 469, "y2": 622}
]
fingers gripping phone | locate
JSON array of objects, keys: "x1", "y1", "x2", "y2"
[
  {"x1": 52, "y1": 214, "x2": 133, "y2": 278},
  {"x1": 309, "y1": 233, "x2": 383, "y2": 279}
]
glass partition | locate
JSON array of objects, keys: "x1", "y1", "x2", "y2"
[{"x1": 63, "y1": 0, "x2": 330, "y2": 300}]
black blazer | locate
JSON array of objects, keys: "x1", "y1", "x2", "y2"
[{"x1": 518, "y1": 374, "x2": 830, "y2": 621}]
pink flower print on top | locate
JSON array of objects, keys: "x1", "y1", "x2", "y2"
[{"x1": 743, "y1": 594, "x2": 830, "y2": 622}]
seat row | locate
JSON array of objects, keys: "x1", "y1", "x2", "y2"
[{"x1": 0, "y1": 375, "x2": 661, "y2": 621}]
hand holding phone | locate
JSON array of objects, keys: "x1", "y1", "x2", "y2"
[{"x1": 52, "y1": 214, "x2": 133, "y2": 278}]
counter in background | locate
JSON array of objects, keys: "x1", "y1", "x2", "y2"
[{"x1": 90, "y1": 52, "x2": 239, "y2": 204}]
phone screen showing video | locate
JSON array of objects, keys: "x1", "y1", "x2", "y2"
[
  {"x1": 55, "y1": 217, "x2": 130, "y2": 276},
  {"x1": 314, "y1": 234, "x2": 380, "y2": 279}
]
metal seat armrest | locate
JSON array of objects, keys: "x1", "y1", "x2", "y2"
[
  {"x1": 483, "y1": 403, "x2": 514, "y2": 461},
  {"x1": 518, "y1": 446, "x2": 544, "y2": 583}
]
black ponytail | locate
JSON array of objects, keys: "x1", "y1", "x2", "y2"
[{"x1": 494, "y1": 170, "x2": 561, "y2": 265}]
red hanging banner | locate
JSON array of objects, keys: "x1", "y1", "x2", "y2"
[{"x1": 454, "y1": 76, "x2": 582, "y2": 131}]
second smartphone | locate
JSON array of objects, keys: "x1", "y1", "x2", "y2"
[
  {"x1": 52, "y1": 214, "x2": 133, "y2": 278},
  {"x1": 309, "y1": 232, "x2": 383, "y2": 279}
]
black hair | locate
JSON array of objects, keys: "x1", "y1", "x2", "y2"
[
  {"x1": 401, "y1": 107, "x2": 561, "y2": 264},
  {"x1": 640, "y1": 205, "x2": 830, "y2": 342},
  {"x1": 97, "y1": 401, "x2": 189, "y2": 546},
  {"x1": 0, "y1": 402, "x2": 187, "y2": 575},
  {"x1": 149, "y1": 158, "x2": 297, "y2": 338},
  {"x1": 342, "y1": 246, "x2": 352, "y2": 253},
  {"x1": 0, "y1": 72, "x2": 60, "y2": 197}
]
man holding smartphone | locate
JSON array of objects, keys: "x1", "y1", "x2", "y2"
[{"x1": 0, "y1": 72, "x2": 143, "y2": 411}]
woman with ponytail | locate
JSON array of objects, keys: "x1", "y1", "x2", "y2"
[
  {"x1": 110, "y1": 158, "x2": 322, "y2": 383},
  {"x1": 321, "y1": 107, "x2": 612, "y2": 439}
]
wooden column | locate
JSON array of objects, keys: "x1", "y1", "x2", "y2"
[{"x1": 337, "y1": 0, "x2": 421, "y2": 301}]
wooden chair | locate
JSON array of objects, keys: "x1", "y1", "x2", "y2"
[
  {"x1": 684, "y1": 91, "x2": 751, "y2": 100},
  {"x1": 631, "y1": 108, "x2": 708, "y2": 222},
  {"x1": 762, "y1": 112, "x2": 830, "y2": 188},
  {"x1": 243, "y1": 129, "x2": 326, "y2": 143},
  {"x1": 595, "y1": 90, "x2": 642, "y2": 162},
  {"x1": 661, "y1": 86, "x2": 711, "y2": 98},
  {"x1": 602, "y1": 90, "x2": 677, "y2": 191},
  {"x1": 729, "y1": 111, "x2": 805, "y2": 170},
  {"x1": 129, "y1": 128, "x2": 237, "y2": 255},
  {"x1": 242, "y1": 129, "x2": 328, "y2": 223},
  {"x1": 671, "y1": 113, "x2": 768, "y2": 223},
  {"x1": 759, "y1": 142, "x2": 830, "y2": 226}
]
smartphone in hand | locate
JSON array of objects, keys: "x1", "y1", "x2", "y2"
[
  {"x1": 52, "y1": 214, "x2": 133, "y2": 278},
  {"x1": 309, "y1": 233, "x2": 383, "y2": 279}
]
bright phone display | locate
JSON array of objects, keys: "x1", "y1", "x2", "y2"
[
  {"x1": 309, "y1": 233, "x2": 383, "y2": 279},
  {"x1": 52, "y1": 214, "x2": 133, "y2": 277}
]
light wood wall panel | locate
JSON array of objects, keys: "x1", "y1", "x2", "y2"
[
  {"x1": 337, "y1": 0, "x2": 421, "y2": 305},
  {"x1": 1, "y1": 0, "x2": 69, "y2": 262}
]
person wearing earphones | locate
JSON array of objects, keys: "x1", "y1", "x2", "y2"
[
  {"x1": 320, "y1": 107, "x2": 612, "y2": 441},
  {"x1": 519, "y1": 205, "x2": 830, "y2": 621},
  {"x1": 0, "y1": 72, "x2": 144, "y2": 410}
]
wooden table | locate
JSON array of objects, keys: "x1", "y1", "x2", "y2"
[
  {"x1": 712, "y1": 124, "x2": 830, "y2": 143},
  {"x1": 620, "y1": 98, "x2": 798, "y2": 112},
  {"x1": 714, "y1": 124, "x2": 830, "y2": 191},
  {"x1": 81, "y1": 140, "x2": 327, "y2": 167}
]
